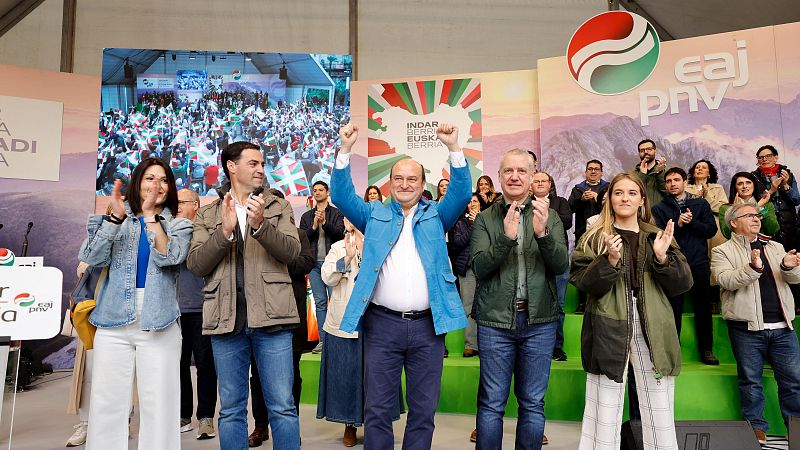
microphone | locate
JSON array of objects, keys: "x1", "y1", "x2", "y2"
[{"x1": 21, "y1": 222, "x2": 32, "y2": 257}]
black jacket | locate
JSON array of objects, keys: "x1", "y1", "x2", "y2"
[
  {"x1": 448, "y1": 212, "x2": 474, "y2": 276},
  {"x1": 299, "y1": 204, "x2": 345, "y2": 260},
  {"x1": 568, "y1": 180, "x2": 609, "y2": 241},
  {"x1": 288, "y1": 229, "x2": 314, "y2": 351},
  {"x1": 752, "y1": 165, "x2": 800, "y2": 246},
  {"x1": 537, "y1": 194, "x2": 572, "y2": 244},
  {"x1": 652, "y1": 193, "x2": 717, "y2": 266}
]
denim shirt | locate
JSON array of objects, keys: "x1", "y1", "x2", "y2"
[
  {"x1": 78, "y1": 203, "x2": 193, "y2": 330},
  {"x1": 330, "y1": 159, "x2": 472, "y2": 335}
]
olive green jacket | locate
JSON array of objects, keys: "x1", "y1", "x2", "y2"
[
  {"x1": 570, "y1": 222, "x2": 692, "y2": 382},
  {"x1": 470, "y1": 196, "x2": 569, "y2": 329}
]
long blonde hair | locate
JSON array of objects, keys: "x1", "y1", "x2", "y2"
[{"x1": 578, "y1": 172, "x2": 652, "y2": 255}]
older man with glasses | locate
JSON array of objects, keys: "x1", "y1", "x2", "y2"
[{"x1": 711, "y1": 202, "x2": 800, "y2": 444}]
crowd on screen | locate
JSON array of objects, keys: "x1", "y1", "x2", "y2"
[
  {"x1": 69, "y1": 120, "x2": 800, "y2": 450},
  {"x1": 96, "y1": 94, "x2": 348, "y2": 197}
]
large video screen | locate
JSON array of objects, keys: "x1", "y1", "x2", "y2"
[{"x1": 96, "y1": 49, "x2": 352, "y2": 197}]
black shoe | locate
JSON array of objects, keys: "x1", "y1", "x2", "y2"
[
  {"x1": 444, "y1": 348, "x2": 449, "y2": 358},
  {"x1": 552, "y1": 348, "x2": 568, "y2": 361},
  {"x1": 701, "y1": 351, "x2": 720, "y2": 365}
]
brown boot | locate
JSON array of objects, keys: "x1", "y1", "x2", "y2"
[
  {"x1": 248, "y1": 425, "x2": 269, "y2": 447},
  {"x1": 470, "y1": 428, "x2": 477, "y2": 442},
  {"x1": 542, "y1": 434, "x2": 549, "y2": 445},
  {"x1": 343, "y1": 424, "x2": 357, "y2": 447}
]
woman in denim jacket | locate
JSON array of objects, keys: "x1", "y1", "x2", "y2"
[{"x1": 79, "y1": 158, "x2": 193, "y2": 450}]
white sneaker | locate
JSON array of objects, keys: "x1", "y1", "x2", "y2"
[
  {"x1": 180, "y1": 418, "x2": 193, "y2": 433},
  {"x1": 197, "y1": 417, "x2": 216, "y2": 440},
  {"x1": 66, "y1": 421, "x2": 88, "y2": 447},
  {"x1": 312, "y1": 342, "x2": 323, "y2": 354}
]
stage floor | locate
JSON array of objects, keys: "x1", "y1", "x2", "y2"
[{"x1": 4, "y1": 369, "x2": 582, "y2": 449}]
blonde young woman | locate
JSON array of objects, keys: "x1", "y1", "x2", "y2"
[{"x1": 570, "y1": 173, "x2": 692, "y2": 450}]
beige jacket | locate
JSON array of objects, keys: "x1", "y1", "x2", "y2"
[
  {"x1": 320, "y1": 238, "x2": 359, "y2": 339},
  {"x1": 187, "y1": 189, "x2": 301, "y2": 335},
  {"x1": 710, "y1": 232, "x2": 800, "y2": 331}
]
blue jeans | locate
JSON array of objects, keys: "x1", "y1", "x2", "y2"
[
  {"x1": 476, "y1": 312, "x2": 557, "y2": 450},
  {"x1": 555, "y1": 271, "x2": 569, "y2": 349},
  {"x1": 211, "y1": 328, "x2": 300, "y2": 450},
  {"x1": 309, "y1": 261, "x2": 332, "y2": 339},
  {"x1": 728, "y1": 322, "x2": 800, "y2": 433}
]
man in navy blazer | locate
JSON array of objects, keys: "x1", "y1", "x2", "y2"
[{"x1": 330, "y1": 122, "x2": 471, "y2": 449}]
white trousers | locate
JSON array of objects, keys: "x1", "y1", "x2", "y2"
[
  {"x1": 579, "y1": 305, "x2": 678, "y2": 450},
  {"x1": 86, "y1": 290, "x2": 181, "y2": 450}
]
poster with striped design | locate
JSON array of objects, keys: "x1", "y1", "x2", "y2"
[{"x1": 367, "y1": 79, "x2": 482, "y2": 196}]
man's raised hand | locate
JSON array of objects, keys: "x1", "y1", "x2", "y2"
[
  {"x1": 339, "y1": 123, "x2": 358, "y2": 154},
  {"x1": 436, "y1": 123, "x2": 460, "y2": 151}
]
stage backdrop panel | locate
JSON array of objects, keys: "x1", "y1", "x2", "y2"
[
  {"x1": 0, "y1": 64, "x2": 100, "y2": 368},
  {"x1": 350, "y1": 70, "x2": 539, "y2": 198},
  {"x1": 538, "y1": 18, "x2": 799, "y2": 201}
]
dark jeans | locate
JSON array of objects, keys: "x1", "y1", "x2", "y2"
[
  {"x1": 728, "y1": 322, "x2": 800, "y2": 432},
  {"x1": 251, "y1": 350, "x2": 303, "y2": 428},
  {"x1": 308, "y1": 261, "x2": 331, "y2": 340},
  {"x1": 363, "y1": 305, "x2": 441, "y2": 450},
  {"x1": 476, "y1": 312, "x2": 557, "y2": 450},
  {"x1": 179, "y1": 312, "x2": 217, "y2": 420},
  {"x1": 668, "y1": 264, "x2": 714, "y2": 352}
]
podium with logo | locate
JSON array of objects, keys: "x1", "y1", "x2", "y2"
[{"x1": 0, "y1": 266, "x2": 62, "y2": 448}]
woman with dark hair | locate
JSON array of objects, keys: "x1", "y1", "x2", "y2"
[
  {"x1": 475, "y1": 175, "x2": 498, "y2": 210},
  {"x1": 79, "y1": 157, "x2": 193, "y2": 449},
  {"x1": 685, "y1": 159, "x2": 728, "y2": 248},
  {"x1": 718, "y1": 171, "x2": 780, "y2": 239},
  {"x1": 436, "y1": 178, "x2": 449, "y2": 201},
  {"x1": 571, "y1": 173, "x2": 692, "y2": 450},
  {"x1": 363, "y1": 185, "x2": 383, "y2": 203}
]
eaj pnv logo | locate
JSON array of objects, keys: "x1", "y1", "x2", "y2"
[
  {"x1": 567, "y1": 11, "x2": 660, "y2": 95},
  {"x1": 14, "y1": 293, "x2": 35, "y2": 307}
]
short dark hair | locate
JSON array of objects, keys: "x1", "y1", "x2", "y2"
[
  {"x1": 687, "y1": 159, "x2": 719, "y2": 184},
  {"x1": 527, "y1": 150, "x2": 538, "y2": 162},
  {"x1": 728, "y1": 171, "x2": 765, "y2": 202},
  {"x1": 221, "y1": 141, "x2": 260, "y2": 179},
  {"x1": 586, "y1": 159, "x2": 603, "y2": 170},
  {"x1": 312, "y1": 180, "x2": 329, "y2": 191},
  {"x1": 757, "y1": 145, "x2": 778, "y2": 157},
  {"x1": 664, "y1": 167, "x2": 687, "y2": 181},
  {"x1": 638, "y1": 139, "x2": 656, "y2": 150},
  {"x1": 127, "y1": 157, "x2": 179, "y2": 216}
]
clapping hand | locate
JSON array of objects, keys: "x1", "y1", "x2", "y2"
[
  {"x1": 503, "y1": 201, "x2": 521, "y2": 240},
  {"x1": 221, "y1": 193, "x2": 237, "y2": 237},
  {"x1": 531, "y1": 196, "x2": 550, "y2": 237},
  {"x1": 603, "y1": 232, "x2": 623, "y2": 267},
  {"x1": 110, "y1": 179, "x2": 126, "y2": 219},
  {"x1": 751, "y1": 249, "x2": 763, "y2": 270},
  {"x1": 783, "y1": 249, "x2": 800, "y2": 269},
  {"x1": 653, "y1": 220, "x2": 674, "y2": 264}
]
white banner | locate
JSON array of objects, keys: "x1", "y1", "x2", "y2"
[
  {"x1": 0, "y1": 95, "x2": 63, "y2": 181},
  {"x1": 0, "y1": 267, "x2": 62, "y2": 340}
]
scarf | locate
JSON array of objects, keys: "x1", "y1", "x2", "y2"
[{"x1": 758, "y1": 164, "x2": 780, "y2": 178}]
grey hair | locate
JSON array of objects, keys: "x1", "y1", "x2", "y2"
[
  {"x1": 499, "y1": 148, "x2": 535, "y2": 174},
  {"x1": 179, "y1": 188, "x2": 200, "y2": 203},
  {"x1": 724, "y1": 202, "x2": 757, "y2": 229}
]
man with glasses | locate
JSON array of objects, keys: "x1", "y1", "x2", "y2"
[
  {"x1": 752, "y1": 145, "x2": 800, "y2": 253},
  {"x1": 634, "y1": 139, "x2": 669, "y2": 209},
  {"x1": 711, "y1": 202, "x2": 800, "y2": 444},
  {"x1": 176, "y1": 189, "x2": 218, "y2": 440}
]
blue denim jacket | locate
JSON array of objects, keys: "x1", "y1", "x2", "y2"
[
  {"x1": 78, "y1": 203, "x2": 193, "y2": 330},
  {"x1": 330, "y1": 159, "x2": 472, "y2": 335}
]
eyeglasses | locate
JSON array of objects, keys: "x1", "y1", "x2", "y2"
[
  {"x1": 178, "y1": 200, "x2": 199, "y2": 205},
  {"x1": 586, "y1": 167, "x2": 602, "y2": 172},
  {"x1": 756, "y1": 154, "x2": 776, "y2": 160},
  {"x1": 735, "y1": 213, "x2": 762, "y2": 220}
]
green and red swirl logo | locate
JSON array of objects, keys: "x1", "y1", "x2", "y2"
[
  {"x1": 0, "y1": 248, "x2": 14, "y2": 266},
  {"x1": 567, "y1": 11, "x2": 660, "y2": 95},
  {"x1": 14, "y1": 293, "x2": 35, "y2": 307}
]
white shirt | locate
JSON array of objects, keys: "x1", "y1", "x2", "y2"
[{"x1": 335, "y1": 151, "x2": 467, "y2": 312}]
